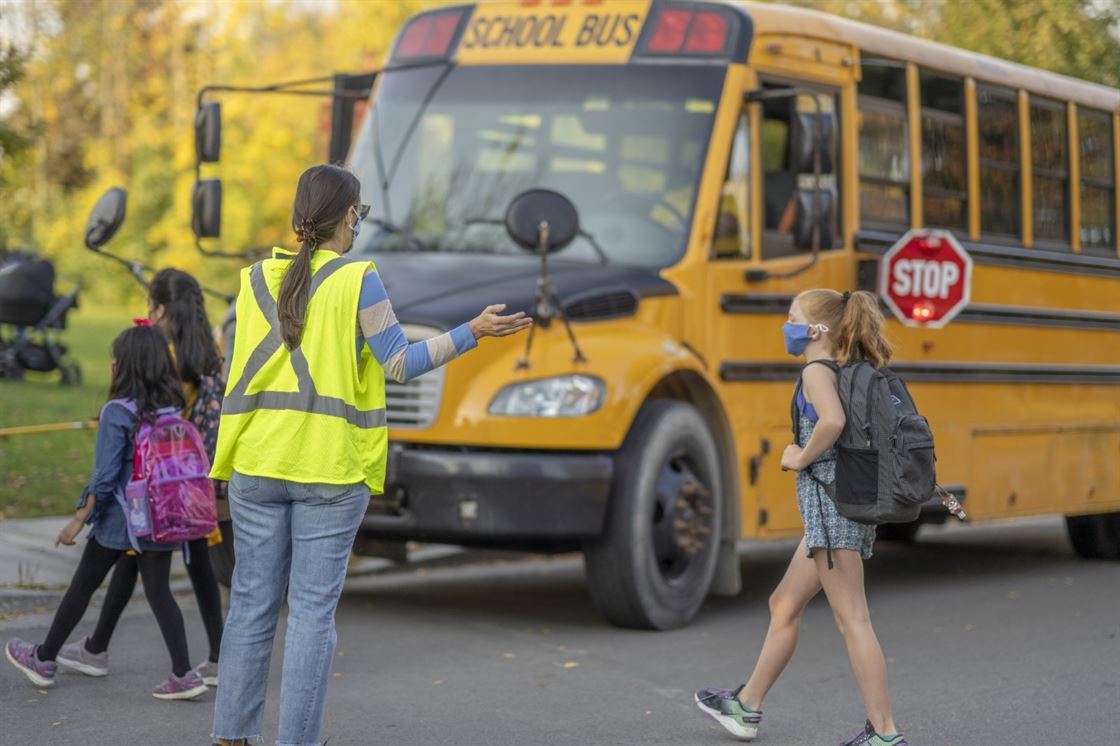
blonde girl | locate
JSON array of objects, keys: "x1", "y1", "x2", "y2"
[{"x1": 694, "y1": 289, "x2": 906, "y2": 746}]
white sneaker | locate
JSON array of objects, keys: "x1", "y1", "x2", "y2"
[
  {"x1": 56, "y1": 637, "x2": 109, "y2": 677},
  {"x1": 195, "y1": 659, "x2": 218, "y2": 687}
]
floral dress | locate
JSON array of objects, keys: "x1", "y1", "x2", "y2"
[{"x1": 794, "y1": 389, "x2": 876, "y2": 561}]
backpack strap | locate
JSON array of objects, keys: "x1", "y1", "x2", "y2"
[{"x1": 803, "y1": 359, "x2": 840, "y2": 375}]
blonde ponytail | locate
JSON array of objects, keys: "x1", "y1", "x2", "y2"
[
  {"x1": 795, "y1": 288, "x2": 892, "y2": 368},
  {"x1": 836, "y1": 290, "x2": 892, "y2": 368}
]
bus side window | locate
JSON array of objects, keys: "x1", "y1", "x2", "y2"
[
  {"x1": 1030, "y1": 97, "x2": 1070, "y2": 249},
  {"x1": 978, "y1": 84, "x2": 1020, "y2": 240},
  {"x1": 919, "y1": 71, "x2": 967, "y2": 233},
  {"x1": 858, "y1": 59, "x2": 909, "y2": 228},
  {"x1": 760, "y1": 87, "x2": 840, "y2": 260},
  {"x1": 1078, "y1": 109, "x2": 1116, "y2": 256},
  {"x1": 712, "y1": 112, "x2": 751, "y2": 259}
]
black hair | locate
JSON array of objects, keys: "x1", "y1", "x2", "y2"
[
  {"x1": 108, "y1": 326, "x2": 185, "y2": 417},
  {"x1": 149, "y1": 268, "x2": 221, "y2": 385},
  {"x1": 279, "y1": 164, "x2": 361, "y2": 348}
]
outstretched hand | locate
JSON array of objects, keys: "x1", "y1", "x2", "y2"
[{"x1": 469, "y1": 304, "x2": 533, "y2": 339}]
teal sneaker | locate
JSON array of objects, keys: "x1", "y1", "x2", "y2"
[
  {"x1": 839, "y1": 720, "x2": 907, "y2": 746},
  {"x1": 694, "y1": 685, "x2": 761, "y2": 741}
]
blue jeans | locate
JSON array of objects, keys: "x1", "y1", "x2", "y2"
[{"x1": 212, "y1": 471, "x2": 370, "y2": 746}]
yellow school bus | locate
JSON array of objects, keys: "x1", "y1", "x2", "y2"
[{"x1": 309, "y1": 0, "x2": 1120, "y2": 630}]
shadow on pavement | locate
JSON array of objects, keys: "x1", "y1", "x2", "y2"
[{"x1": 341, "y1": 517, "x2": 1088, "y2": 630}]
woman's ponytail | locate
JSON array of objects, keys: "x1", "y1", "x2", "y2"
[
  {"x1": 277, "y1": 231, "x2": 316, "y2": 348},
  {"x1": 836, "y1": 290, "x2": 892, "y2": 368},
  {"x1": 278, "y1": 165, "x2": 361, "y2": 348}
]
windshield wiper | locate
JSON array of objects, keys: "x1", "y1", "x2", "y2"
[
  {"x1": 459, "y1": 216, "x2": 610, "y2": 266},
  {"x1": 367, "y1": 218, "x2": 434, "y2": 253}
]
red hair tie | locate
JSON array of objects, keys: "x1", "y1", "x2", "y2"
[{"x1": 133, "y1": 317, "x2": 152, "y2": 327}]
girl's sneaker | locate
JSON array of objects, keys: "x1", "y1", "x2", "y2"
[
  {"x1": 5, "y1": 638, "x2": 58, "y2": 688},
  {"x1": 56, "y1": 637, "x2": 109, "y2": 677},
  {"x1": 152, "y1": 670, "x2": 208, "y2": 700},
  {"x1": 839, "y1": 720, "x2": 908, "y2": 746},
  {"x1": 195, "y1": 659, "x2": 218, "y2": 687},
  {"x1": 694, "y1": 685, "x2": 761, "y2": 741}
]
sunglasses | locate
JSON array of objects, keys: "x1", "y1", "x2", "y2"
[{"x1": 354, "y1": 204, "x2": 371, "y2": 221}]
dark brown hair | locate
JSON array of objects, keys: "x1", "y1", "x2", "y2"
[
  {"x1": 278, "y1": 164, "x2": 361, "y2": 347},
  {"x1": 797, "y1": 289, "x2": 893, "y2": 368},
  {"x1": 149, "y1": 268, "x2": 221, "y2": 385},
  {"x1": 108, "y1": 325, "x2": 186, "y2": 417}
]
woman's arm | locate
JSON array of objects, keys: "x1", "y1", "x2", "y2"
[
  {"x1": 782, "y1": 363, "x2": 846, "y2": 471},
  {"x1": 357, "y1": 268, "x2": 530, "y2": 383}
]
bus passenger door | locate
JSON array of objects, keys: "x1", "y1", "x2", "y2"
[
  {"x1": 703, "y1": 86, "x2": 845, "y2": 538},
  {"x1": 702, "y1": 107, "x2": 803, "y2": 536}
]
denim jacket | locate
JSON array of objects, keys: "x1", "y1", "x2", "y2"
[{"x1": 77, "y1": 400, "x2": 175, "y2": 552}]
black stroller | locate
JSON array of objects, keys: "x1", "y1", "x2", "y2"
[{"x1": 0, "y1": 251, "x2": 82, "y2": 385}]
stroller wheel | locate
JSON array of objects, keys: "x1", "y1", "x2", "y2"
[
  {"x1": 0, "y1": 355, "x2": 24, "y2": 381},
  {"x1": 60, "y1": 361, "x2": 82, "y2": 387}
]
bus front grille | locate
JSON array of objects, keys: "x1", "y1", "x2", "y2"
[{"x1": 386, "y1": 325, "x2": 446, "y2": 429}]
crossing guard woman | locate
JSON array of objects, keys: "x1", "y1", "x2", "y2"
[{"x1": 209, "y1": 164, "x2": 531, "y2": 746}]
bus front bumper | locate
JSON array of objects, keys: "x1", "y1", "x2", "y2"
[{"x1": 360, "y1": 446, "x2": 614, "y2": 543}]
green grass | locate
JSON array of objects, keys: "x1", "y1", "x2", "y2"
[{"x1": 0, "y1": 308, "x2": 127, "y2": 518}]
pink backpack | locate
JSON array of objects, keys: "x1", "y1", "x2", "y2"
[{"x1": 110, "y1": 399, "x2": 217, "y2": 546}]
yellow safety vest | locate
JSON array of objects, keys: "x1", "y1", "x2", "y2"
[{"x1": 210, "y1": 247, "x2": 387, "y2": 493}]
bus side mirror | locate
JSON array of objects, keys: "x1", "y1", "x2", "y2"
[
  {"x1": 505, "y1": 189, "x2": 579, "y2": 254},
  {"x1": 84, "y1": 187, "x2": 128, "y2": 251},
  {"x1": 192, "y1": 179, "x2": 222, "y2": 239},
  {"x1": 195, "y1": 102, "x2": 221, "y2": 163},
  {"x1": 792, "y1": 188, "x2": 836, "y2": 251},
  {"x1": 791, "y1": 111, "x2": 835, "y2": 175}
]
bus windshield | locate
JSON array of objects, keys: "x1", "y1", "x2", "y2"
[{"x1": 349, "y1": 64, "x2": 726, "y2": 268}]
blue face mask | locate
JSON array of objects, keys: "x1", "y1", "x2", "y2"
[
  {"x1": 350, "y1": 215, "x2": 362, "y2": 239},
  {"x1": 783, "y1": 322, "x2": 811, "y2": 356},
  {"x1": 783, "y1": 322, "x2": 823, "y2": 356}
]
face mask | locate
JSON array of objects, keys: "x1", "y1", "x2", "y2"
[
  {"x1": 350, "y1": 214, "x2": 362, "y2": 239},
  {"x1": 782, "y1": 322, "x2": 827, "y2": 356}
]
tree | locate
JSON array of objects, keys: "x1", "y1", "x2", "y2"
[{"x1": 936, "y1": 0, "x2": 1120, "y2": 88}]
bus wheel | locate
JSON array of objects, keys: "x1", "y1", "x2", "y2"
[
  {"x1": 1065, "y1": 512, "x2": 1120, "y2": 560},
  {"x1": 209, "y1": 519, "x2": 236, "y2": 587},
  {"x1": 584, "y1": 400, "x2": 722, "y2": 630}
]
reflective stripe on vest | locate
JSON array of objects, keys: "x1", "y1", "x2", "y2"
[{"x1": 222, "y1": 259, "x2": 387, "y2": 430}]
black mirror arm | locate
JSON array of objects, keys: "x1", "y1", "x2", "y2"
[
  {"x1": 200, "y1": 285, "x2": 236, "y2": 305},
  {"x1": 94, "y1": 249, "x2": 153, "y2": 289},
  {"x1": 194, "y1": 235, "x2": 267, "y2": 261},
  {"x1": 743, "y1": 87, "x2": 825, "y2": 284},
  {"x1": 193, "y1": 76, "x2": 372, "y2": 261}
]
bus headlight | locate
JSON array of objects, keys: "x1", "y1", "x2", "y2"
[{"x1": 488, "y1": 375, "x2": 605, "y2": 417}]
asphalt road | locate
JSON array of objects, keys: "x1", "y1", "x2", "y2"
[{"x1": 1, "y1": 516, "x2": 1117, "y2": 746}]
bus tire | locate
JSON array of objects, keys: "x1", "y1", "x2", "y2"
[
  {"x1": 584, "y1": 400, "x2": 722, "y2": 631},
  {"x1": 1065, "y1": 512, "x2": 1120, "y2": 560},
  {"x1": 209, "y1": 519, "x2": 236, "y2": 587}
]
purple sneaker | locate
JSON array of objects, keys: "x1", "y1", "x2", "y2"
[
  {"x1": 152, "y1": 669, "x2": 208, "y2": 700},
  {"x1": 5, "y1": 638, "x2": 58, "y2": 688},
  {"x1": 839, "y1": 720, "x2": 907, "y2": 746},
  {"x1": 57, "y1": 636, "x2": 109, "y2": 677}
]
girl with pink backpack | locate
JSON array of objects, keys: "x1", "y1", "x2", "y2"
[{"x1": 5, "y1": 324, "x2": 212, "y2": 700}]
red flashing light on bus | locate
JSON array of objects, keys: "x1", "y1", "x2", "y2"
[
  {"x1": 911, "y1": 300, "x2": 935, "y2": 322},
  {"x1": 646, "y1": 8, "x2": 729, "y2": 55},
  {"x1": 397, "y1": 11, "x2": 464, "y2": 59},
  {"x1": 684, "y1": 11, "x2": 727, "y2": 53}
]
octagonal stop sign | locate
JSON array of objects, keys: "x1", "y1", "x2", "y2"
[{"x1": 878, "y1": 229, "x2": 973, "y2": 328}]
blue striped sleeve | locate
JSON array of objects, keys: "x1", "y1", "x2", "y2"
[{"x1": 357, "y1": 268, "x2": 477, "y2": 383}]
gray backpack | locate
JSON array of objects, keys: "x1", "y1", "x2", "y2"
[{"x1": 794, "y1": 360, "x2": 937, "y2": 527}]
